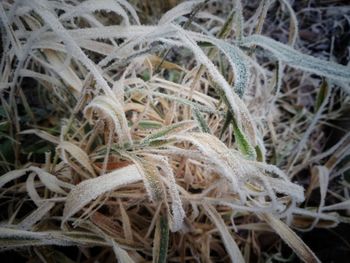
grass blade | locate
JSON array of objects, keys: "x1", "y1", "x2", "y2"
[
  {"x1": 153, "y1": 214, "x2": 169, "y2": 263},
  {"x1": 204, "y1": 203, "x2": 245, "y2": 263},
  {"x1": 62, "y1": 164, "x2": 142, "y2": 224},
  {"x1": 242, "y1": 35, "x2": 350, "y2": 86},
  {"x1": 260, "y1": 213, "x2": 321, "y2": 263}
]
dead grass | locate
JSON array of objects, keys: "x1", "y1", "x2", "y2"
[{"x1": 0, "y1": 0, "x2": 349, "y2": 262}]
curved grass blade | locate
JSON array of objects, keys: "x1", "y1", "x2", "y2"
[
  {"x1": 242, "y1": 35, "x2": 350, "y2": 87},
  {"x1": 204, "y1": 203, "x2": 245, "y2": 263},
  {"x1": 62, "y1": 164, "x2": 142, "y2": 224},
  {"x1": 59, "y1": 141, "x2": 95, "y2": 177},
  {"x1": 260, "y1": 213, "x2": 321, "y2": 263}
]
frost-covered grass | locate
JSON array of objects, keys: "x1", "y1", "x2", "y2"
[{"x1": 0, "y1": 0, "x2": 349, "y2": 262}]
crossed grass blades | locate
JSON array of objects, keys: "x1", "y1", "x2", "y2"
[{"x1": 0, "y1": 0, "x2": 349, "y2": 262}]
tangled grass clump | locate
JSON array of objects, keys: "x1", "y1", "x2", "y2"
[{"x1": 0, "y1": 0, "x2": 349, "y2": 262}]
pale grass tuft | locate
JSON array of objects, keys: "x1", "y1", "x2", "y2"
[{"x1": 1, "y1": 0, "x2": 349, "y2": 262}]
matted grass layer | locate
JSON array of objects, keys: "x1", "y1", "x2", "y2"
[{"x1": 0, "y1": 0, "x2": 349, "y2": 262}]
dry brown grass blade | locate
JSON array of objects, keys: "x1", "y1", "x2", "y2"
[
  {"x1": 59, "y1": 141, "x2": 96, "y2": 177},
  {"x1": 260, "y1": 213, "x2": 321, "y2": 263},
  {"x1": 204, "y1": 203, "x2": 245, "y2": 263},
  {"x1": 1, "y1": 0, "x2": 349, "y2": 261}
]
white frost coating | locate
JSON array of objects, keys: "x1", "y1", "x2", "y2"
[
  {"x1": 265, "y1": 177, "x2": 304, "y2": 203},
  {"x1": 189, "y1": 32, "x2": 257, "y2": 145},
  {"x1": 0, "y1": 3, "x2": 22, "y2": 57},
  {"x1": 26, "y1": 173, "x2": 43, "y2": 206},
  {"x1": 41, "y1": 49, "x2": 83, "y2": 93},
  {"x1": 303, "y1": 166, "x2": 330, "y2": 230},
  {"x1": 175, "y1": 27, "x2": 257, "y2": 145},
  {"x1": 278, "y1": 0, "x2": 299, "y2": 46},
  {"x1": 150, "y1": 155, "x2": 186, "y2": 232},
  {"x1": 18, "y1": 202, "x2": 55, "y2": 230},
  {"x1": 0, "y1": 169, "x2": 27, "y2": 188},
  {"x1": 252, "y1": 161, "x2": 304, "y2": 203},
  {"x1": 0, "y1": 166, "x2": 71, "y2": 195},
  {"x1": 115, "y1": 0, "x2": 140, "y2": 25},
  {"x1": 167, "y1": 132, "x2": 305, "y2": 209},
  {"x1": 176, "y1": 29, "x2": 243, "y2": 121},
  {"x1": 124, "y1": 154, "x2": 165, "y2": 203},
  {"x1": 322, "y1": 200, "x2": 350, "y2": 211},
  {"x1": 111, "y1": 239, "x2": 136, "y2": 263},
  {"x1": 170, "y1": 133, "x2": 246, "y2": 202},
  {"x1": 0, "y1": 227, "x2": 73, "y2": 246},
  {"x1": 64, "y1": 25, "x2": 158, "y2": 40},
  {"x1": 84, "y1": 95, "x2": 132, "y2": 145},
  {"x1": 191, "y1": 34, "x2": 250, "y2": 97},
  {"x1": 233, "y1": 0, "x2": 244, "y2": 41},
  {"x1": 30, "y1": 166, "x2": 70, "y2": 195},
  {"x1": 242, "y1": 35, "x2": 350, "y2": 87},
  {"x1": 28, "y1": 0, "x2": 132, "y2": 144},
  {"x1": 62, "y1": 164, "x2": 143, "y2": 224},
  {"x1": 58, "y1": 141, "x2": 96, "y2": 177},
  {"x1": 159, "y1": 0, "x2": 204, "y2": 25}
]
